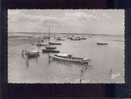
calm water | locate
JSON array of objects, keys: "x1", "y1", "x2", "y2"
[{"x1": 8, "y1": 35, "x2": 124, "y2": 83}]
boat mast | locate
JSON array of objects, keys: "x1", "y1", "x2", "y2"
[
  {"x1": 48, "y1": 24, "x2": 50, "y2": 42},
  {"x1": 48, "y1": 23, "x2": 51, "y2": 64}
]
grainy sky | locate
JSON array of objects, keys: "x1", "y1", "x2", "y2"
[{"x1": 8, "y1": 9, "x2": 124, "y2": 35}]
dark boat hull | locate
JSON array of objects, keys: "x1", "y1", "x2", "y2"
[
  {"x1": 36, "y1": 43, "x2": 48, "y2": 46},
  {"x1": 46, "y1": 46, "x2": 56, "y2": 49},
  {"x1": 42, "y1": 49, "x2": 60, "y2": 53},
  {"x1": 49, "y1": 42, "x2": 61, "y2": 45},
  {"x1": 97, "y1": 43, "x2": 108, "y2": 45}
]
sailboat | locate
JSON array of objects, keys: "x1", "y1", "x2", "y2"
[{"x1": 42, "y1": 24, "x2": 60, "y2": 53}]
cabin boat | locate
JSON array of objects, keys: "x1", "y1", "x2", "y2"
[
  {"x1": 22, "y1": 49, "x2": 40, "y2": 58},
  {"x1": 96, "y1": 42, "x2": 108, "y2": 45},
  {"x1": 50, "y1": 53, "x2": 90, "y2": 64}
]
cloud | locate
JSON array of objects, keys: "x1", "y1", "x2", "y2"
[{"x1": 8, "y1": 9, "x2": 124, "y2": 35}]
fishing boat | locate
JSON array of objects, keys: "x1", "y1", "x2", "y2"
[
  {"x1": 22, "y1": 49, "x2": 40, "y2": 58},
  {"x1": 49, "y1": 41, "x2": 62, "y2": 45},
  {"x1": 56, "y1": 37, "x2": 64, "y2": 41},
  {"x1": 69, "y1": 36, "x2": 87, "y2": 41},
  {"x1": 36, "y1": 43, "x2": 48, "y2": 46},
  {"x1": 50, "y1": 53, "x2": 90, "y2": 64},
  {"x1": 45, "y1": 46, "x2": 56, "y2": 49},
  {"x1": 79, "y1": 37, "x2": 87, "y2": 40},
  {"x1": 69, "y1": 37, "x2": 81, "y2": 41},
  {"x1": 42, "y1": 48, "x2": 60, "y2": 53},
  {"x1": 96, "y1": 42, "x2": 108, "y2": 45}
]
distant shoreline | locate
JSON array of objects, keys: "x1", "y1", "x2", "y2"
[{"x1": 8, "y1": 32, "x2": 124, "y2": 37}]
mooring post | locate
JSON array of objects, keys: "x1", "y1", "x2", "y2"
[
  {"x1": 26, "y1": 57, "x2": 29, "y2": 68},
  {"x1": 48, "y1": 53, "x2": 51, "y2": 64}
]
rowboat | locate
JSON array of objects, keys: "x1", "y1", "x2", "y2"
[
  {"x1": 49, "y1": 42, "x2": 62, "y2": 45},
  {"x1": 36, "y1": 43, "x2": 48, "y2": 46},
  {"x1": 56, "y1": 37, "x2": 64, "y2": 41},
  {"x1": 42, "y1": 49, "x2": 60, "y2": 53},
  {"x1": 50, "y1": 53, "x2": 90, "y2": 64},
  {"x1": 46, "y1": 46, "x2": 56, "y2": 49},
  {"x1": 96, "y1": 42, "x2": 108, "y2": 45}
]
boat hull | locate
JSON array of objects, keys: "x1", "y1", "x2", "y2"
[
  {"x1": 36, "y1": 43, "x2": 48, "y2": 46},
  {"x1": 97, "y1": 43, "x2": 108, "y2": 45},
  {"x1": 49, "y1": 42, "x2": 61, "y2": 45},
  {"x1": 46, "y1": 46, "x2": 56, "y2": 49},
  {"x1": 50, "y1": 55, "x2": 88, "y2": 64},
  {"x1": 25, "y1": 52, "x2": 40, "y2": 58},
  {"x1": 42, "y1": 49, "x2": 60, "y2": 53}
]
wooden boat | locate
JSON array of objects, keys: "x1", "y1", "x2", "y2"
[
  {"x1": 36, "y1": 43, "x2": 48, "y2": 46},
  {"x1": 79, "y1": 37, "x2": 87, "y2": 40},
  {"x1": 96, "y1": 42, "x2": 108, "y2": 45},
  {"x1": 50, "y1": 53, "x2": 90, "y2": 64},
  {"x1": 56, "y1": 37, "x2": 64, "y2": 41},
  {"x1": 42, "y1": 49, "x2": 60, "y2": 53},
  {"x1": 49, "y1": 42, "x2": 62, "y2": 45},
  {"x1": 45, "y1": 46, "x2": 56, "y2": 49},
  {"x1": 70, "y1": 37, "x2": 87, "y2": 40},
  {"x1": 69, "y1": 37, "x2": 81, "y2": 41}
]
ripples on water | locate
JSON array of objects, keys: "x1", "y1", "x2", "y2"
[{"x1": 8, "y1": 35, "x2": 124, "y2": 83}]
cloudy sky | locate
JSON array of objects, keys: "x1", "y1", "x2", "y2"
[{"x1": 8, "y1": 9, "x2": 124, "y2": 35}]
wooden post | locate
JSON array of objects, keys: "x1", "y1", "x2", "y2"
[{"x1": 48, "y1": 53, "x2": 50, "y2": 64}]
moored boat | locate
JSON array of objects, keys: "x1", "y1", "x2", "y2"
[
  {"x1": 45, "y1": 46, "x2": 56, "y2": 49},
  {"x1": 22, "y1": 49, "x2": 40, "y2": 58},
  {"x1": 56, "y1": 37, "x2": 64, "y2": 41},
  {"x1": 36, "y1": 43, "x2": 48, "y2": 46},
  {"x1": 42, "y1": 49, "x2": 60, "y2": 53},
  {"x1": 96, "y1": 42, "x2": 108, "y2": 45},
  {"x1": 49, "y1": 42, "x2": 62, "y2": 45},
  {"x1": 50, "y1": 53, "x2": 90, "y2": 64}
]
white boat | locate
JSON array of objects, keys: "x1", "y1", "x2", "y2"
[{"x1": 50, "y1": 53, "x2": 90, "y2": 64}]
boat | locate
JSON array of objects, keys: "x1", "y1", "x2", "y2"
[
  {"x1": 79, "y1": 37, "x2": 87, "y2": 40},
  {"x1": 69, "y1": 37, "x2": 81, "y2": 41},
  {"x1": 49, "y1": 42, "x2": 62, "y2": 45},
  {"x1": 42, "y1": 48, "x2": 60, "y2": 53},
  {"x1": 45, "y1": 46, "x2": 56, "y2": 49},
  {"x1": 96, "y1": 42, "x2": 108, "y2": 45},
  {"x1": 69, "y1": 36, "x2": 87, "y2": 41},
  {"x1": 56, "y1": 37, "x2": 64, "y2": 41},
  {"x1": 36, "y1": 43, "x2": 48, "y2": 46},
  {"x1": 50, "y1": 53, "x2": 90, "y2": 64},
  {"x1": 22, "y1": 49, "x2": 40, "y2": 58},
  {"x1": 41, "y1": 24, "x2": 60, "y2": 53}
]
